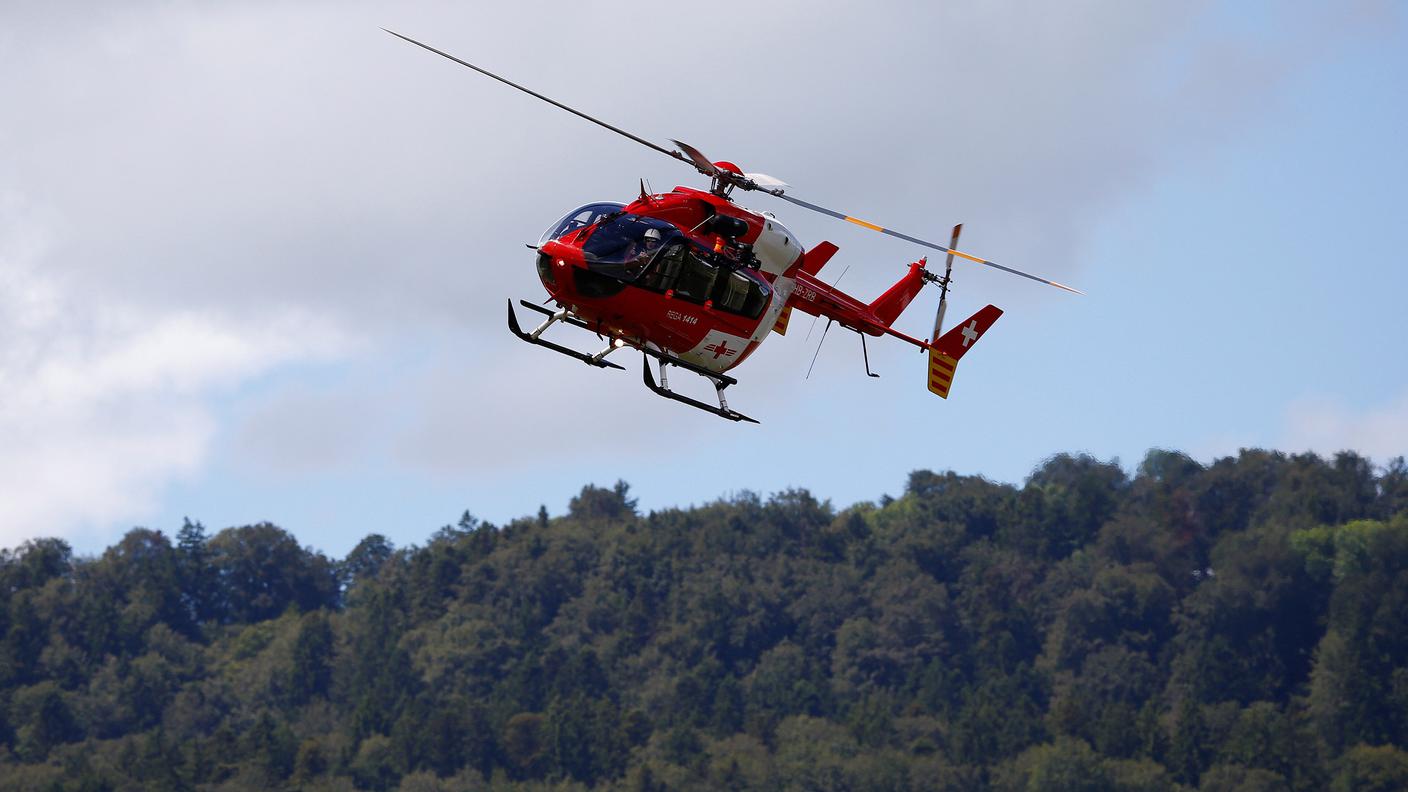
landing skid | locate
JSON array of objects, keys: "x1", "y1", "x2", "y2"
[
  {"x1": 507, "y1": 298, "x2": 756, "y2": 423},
  {"x1": 507, "y1": 299, "x2": 626, "y2": 370},
  {"x1": 642, "y1": 355, "x2": 758, "y2": 424}
]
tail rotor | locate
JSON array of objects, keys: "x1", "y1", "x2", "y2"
[{"x1": 931, "y1": 223, "x2": 961, "y2": 342}]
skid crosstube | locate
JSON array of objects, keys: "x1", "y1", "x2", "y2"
[
  {"x1": 636, "y1": 341, "x2": 737, "y2": 387},
  {"x1": 506, "y1": 299, "x2": 625, "y2": 370},
  {"x1": 509, "y1": 298, "x2": 755, "y2": 423},
  {"x1": 642, "y1": 356, "x2": 758, "y2": 424}
]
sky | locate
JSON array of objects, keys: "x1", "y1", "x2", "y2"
[{"x1": 2, "y1": 1, "x2": 1405, "y2": 557}]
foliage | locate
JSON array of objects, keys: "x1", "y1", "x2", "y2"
[{"x1": 0, "y1": 449, "x2": 1406, "y2": 790}]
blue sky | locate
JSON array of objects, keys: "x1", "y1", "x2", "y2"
[{"x1": 3, "y1": 2, "x2": 1405, "y2": 557}]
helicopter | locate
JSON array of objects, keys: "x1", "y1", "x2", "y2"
[{"x1": 385, "y1": 30, "x2": 1082, "y2": 423}]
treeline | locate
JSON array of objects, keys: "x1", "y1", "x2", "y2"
[{"x1": 2, "y1": 450, "x2": 1408, "y2": 790}]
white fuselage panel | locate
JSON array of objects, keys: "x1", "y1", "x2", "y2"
[{"x1": 750, "y1": 212, "x2": 803, "y2": 277}]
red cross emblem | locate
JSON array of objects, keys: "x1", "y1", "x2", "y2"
[{"x1": 704, "y1": 341, "x2": 736, "y2": 359}]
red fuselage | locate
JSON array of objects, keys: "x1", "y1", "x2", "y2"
[
  {"x1": 534, "y1": 187, "x2": 803, "y2": 373},
  {"x1": 533, "y1": 184, "x2": 939, "y2": 376}
]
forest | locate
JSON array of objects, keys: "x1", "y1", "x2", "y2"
[{"x1": 2, "y1": 449, "x2": 1408, "y2": 791}]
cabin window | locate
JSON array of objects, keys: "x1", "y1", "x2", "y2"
[
  {"x1": 714, "y1": 269, "x2": 771, "y2": 319},
  {"x1": 538, "y1": 202, "x2": 625, "y2": 246},
  {"x1": 640, "y1": 243, "x2": 769, "y2": 316},
  {"x1": 638, "y1": 244, "x2": 687, "y2": 292},
  {"x1": 674, "y1": 252, "x2": 718, "y2": 303},
  {"x1": 640, "y1": 243, "x2": 717, "y2": 303}
]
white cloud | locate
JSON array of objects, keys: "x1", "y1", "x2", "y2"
[
  {"x1": 0, "y1": 193, "x2": 348, "y2": 547},
  {"x1": 1283, "y1": 392, "x2": 1408, "y2": 462}
]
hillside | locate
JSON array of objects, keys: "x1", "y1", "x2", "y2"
[{"x1": 2, "y1": 449, "x2": 1408, "y2": 791}]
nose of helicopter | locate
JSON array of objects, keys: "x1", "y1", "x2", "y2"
[{"x1": 535, "y1": 239, "x2": 581, "y2": 291}]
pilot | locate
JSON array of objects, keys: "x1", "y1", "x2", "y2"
[{"x1": 628, "y1": 227, "x2": 664, "y2": 264}]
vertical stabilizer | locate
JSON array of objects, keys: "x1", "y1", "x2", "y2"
[
  {"x1": 869, "y1": 260, "x2": 929, "y2": 327},
  {"x1": 790, "y1": 241, "x2": 838, "y2": 277},
  {"x1": 925, "y1": 304, "x2": 1002, "y2": 399}
]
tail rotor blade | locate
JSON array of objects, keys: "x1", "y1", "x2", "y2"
[
  {"x1": 933, "y1": 297, "x2": 948, "y2": 344},
  {"x1": 944, "y1": 223, "x2": 962, "y2": 281},
  {"x1": 933, "y1": 223, "x2": 960, "y2": 341}
]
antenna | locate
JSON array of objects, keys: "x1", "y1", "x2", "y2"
[
  {"x1": 806, "y1": 320, "x2": 834, "y2": 380},
  {"x1": 802, "y1": 264, "x2": 850, "y2": 371}
]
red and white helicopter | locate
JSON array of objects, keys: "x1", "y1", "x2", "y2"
[{"x1": 387, "y1": 31, "x2": 1081, "y2": 423}]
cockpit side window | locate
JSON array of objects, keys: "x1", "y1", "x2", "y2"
[{"x1": 579, "y1": 214, "x2": 680, "y2": 281}]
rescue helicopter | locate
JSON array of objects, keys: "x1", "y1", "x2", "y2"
[{"x1": 385, "y1": 30, "x2": 1082, "y2": 423}]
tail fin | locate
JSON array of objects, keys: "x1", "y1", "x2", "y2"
[
  {"x1": 789, "y1": 241, "x2": 838, "y2": 277},
  {"x1": 927, "y1": 304, "x2": 1002, "y2": 399},
  {"x1": 869, "y1": 260, "x2": 928, "y2": 327},
  {"x1": 772, "y1": 306, "x2": 793, "y2": 335}
]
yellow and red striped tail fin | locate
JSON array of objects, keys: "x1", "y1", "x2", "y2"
[
  {"x1": 772, "y1": 306, "x2": 793, "y2": 336},
  {"x1": 925, "y1": 303, "x2": 1002, "y2": 399},
  {"x1": 927, "y1": 350, "x2": 958, "y2": 398}
]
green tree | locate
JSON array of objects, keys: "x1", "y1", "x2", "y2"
[
  {"x1": 1305, "y1": 517, "x2": 1408, "y2": 748},
  {"x1": 992, "y1": 737, "x2": 1111, "y2": 792},
  {"x1": 207, "y1": 523, "x2": 339, "y2": 622},
  {"x1": 1331, "y1": 744, "x2": 1408, "y2": 792},
  {"x1": 176, "y1": 517, "x2": 216, "y2": 623},
  {"x1": 286, "y1": 609, "x2": 334, "y2": 705},
  {"x1": 504, "y1": 712, "x2": 546, "y2": 778},
  {"x1": 569, "y1": 481, "x2": 638, "y2": 520},
  {"x1": 345, "y1": 588, "x2": 417, "y2": 737},
  {"x1": 342, "y1": 533, "x2": 395, "y2": 590},
  {"x1": 1199, "y1": 764, "x2": 1290, "y2": 792},
  {"x1": 14, "y1": 682, "x2": 79, "y2": 761}
]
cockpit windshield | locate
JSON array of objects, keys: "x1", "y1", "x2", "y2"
[
  {"x1": 538, "y1": 202, "x2": 626, "y2": 247},
  {"x1": 579, "y1": 213, "x2": 683, "y2": 280}
]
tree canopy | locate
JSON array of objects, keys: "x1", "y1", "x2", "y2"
[{"x1": 1, "y1": 450, "x2": 1406, "y2": 791}]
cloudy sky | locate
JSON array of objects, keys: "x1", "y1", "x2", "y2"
[{"x1": 2, "y1": 1, "x2": 1405, "y2": 556}]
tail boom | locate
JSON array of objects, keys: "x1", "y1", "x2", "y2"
[
  {"x1": 787, "y1": 257, "x2": 933, "y2": 342},
  {"x1": 783, "y1": 255, "x2": 1004, "y2": 401}
]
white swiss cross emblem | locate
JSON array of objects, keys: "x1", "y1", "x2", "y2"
[{"x1": 960, "y1": 319, "x2": 980, "y2": 347}]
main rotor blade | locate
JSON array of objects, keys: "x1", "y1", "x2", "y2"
[
  {"x1": 769, "y1": 192, "x2": 1083, "y2": 295},
  {"x1": 386, "y1": 29, "x2": 1083, "y2": 296},
  {"x1": 383, "y1": 29, "x2": 692, "y2": 168},
  {"x1": 671, "y1": 139, "x2": 719, "y2": 176}
]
